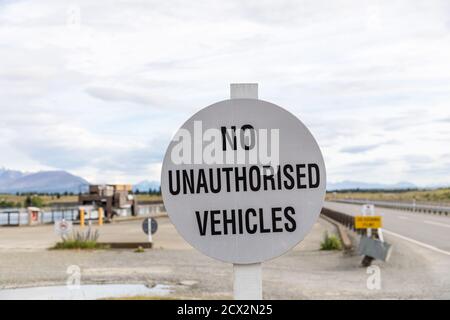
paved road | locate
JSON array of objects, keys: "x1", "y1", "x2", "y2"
[
  {"x1": 0, "y1": 216, "x2": 191, "y2": 250},
  {"x1": 325, "y1": 201, "x2": 450, "y2": 255}
]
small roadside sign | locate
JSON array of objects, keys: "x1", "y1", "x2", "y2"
[
  {"x1": 358, "y1": 236, "x2": 392, "y2": 261},
  {"x1": 355, "y1": 216, "x2": 382, "y2": 229},
  {"x1": 54, "y1": 219, "x2": 73, "y2": 236},
  {"x1": 142, "y1": 218, "x2": 158, "y2": 235}
]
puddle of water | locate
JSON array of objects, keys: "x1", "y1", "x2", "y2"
[{"x1": 0, "y1": 283, "x2": 172, "y2": 300}]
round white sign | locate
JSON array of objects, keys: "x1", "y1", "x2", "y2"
[
  {"x1": 161, "y1": 99, "x2": 326, "y2": 264},
  {"x1": 54, "y1": 219, "x2": 73, "y2": 236}
]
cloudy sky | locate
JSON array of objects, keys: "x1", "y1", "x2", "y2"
[{"x1": 0, "y1": 0, "x2": 449, "y2": 186}]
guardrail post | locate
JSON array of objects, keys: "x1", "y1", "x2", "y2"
[
  {"x1": 80, "y1": 208, "x2": 85, "y2": 228},
  {"x1": 98, "y1": 207, "x2": 104, "y2": 226}
]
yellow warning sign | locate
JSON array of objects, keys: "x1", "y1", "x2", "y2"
[{"x1": 354, "y1": 216, "x2": 382, "y2": 229}]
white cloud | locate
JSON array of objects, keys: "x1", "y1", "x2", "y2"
[{"x1": 0, "y1": 0, "x2": 449, "y2": 185}]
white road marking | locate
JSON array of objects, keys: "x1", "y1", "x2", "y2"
[
  {"x1": 424, "y1": 220, "x2": 450, "y2": 229},
  {"x1": 383, "y1": 229, "x2": 450, "y2": 257}
]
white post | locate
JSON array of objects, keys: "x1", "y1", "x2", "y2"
[
  {"x1": 233, "y1": 264, "x2": 262, "y2": 300},
  {"x1": 147, "y1": 217, "x2": 153, "y2": 243},
  {"x1": 373, "y1": 205, "x2": 384, "y2": 242},
  {"x1": 230, "y1": 83, "x2": 259, "y2": 99},
  {"x1": 362, "y1": 204, "x2": 372, "y2": 238},
  {"x1": 230, "y1": 83, "x2": 262, "y2": 300}
]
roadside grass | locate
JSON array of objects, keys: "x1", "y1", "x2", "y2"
[
  {"x1": 52, "y1": 228, "x2": 108, "y2": 250},
  {"x1": 135, "y1": 194, "x2": 162, "y2": 203},
  {"x1": 320, "y1": 232, "x2": 342, "y2": 251},
  {"x1": 0, "y1": 194, "x2": 78, "y2": 207},
  {"x1": 326, "y1": 188, "x2": 450, "y2": 204},
  {"x1": 53, "y1": 240, "x2": 108, "y2": 250}
]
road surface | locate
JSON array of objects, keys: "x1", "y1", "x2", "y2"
[{"x1": 325, "y1": 201, "x2": 450, "y2": 255}]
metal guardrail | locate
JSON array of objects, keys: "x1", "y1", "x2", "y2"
[
  {"x1": 0, "y1": 210, "x2": 21, "y2": 226},
  {"x1": 320, "y1": 208, "x2": 353, "y2": 249},
  {"x1": 0, "y1": 203, "x2": 166, "y2": 227},
  {"x1": 332, "y1": 199, "x2": 450, "y2": 216},
  {"x1": 0, "y1": 208, "x2": 79, "y2": 226},
  {"x1": 321, "y1": 207, "x2": 378, "y2": 237},
  {"x1": 321, "y1": 207, "x2": 389, "y2": 265},
  {"x1": 322, "y1": 207, "x2": 356, "y2": 232}
]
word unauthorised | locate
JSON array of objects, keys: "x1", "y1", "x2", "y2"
[{"x1": 168, "y1": 163, "x2": 320, "y2": 195}]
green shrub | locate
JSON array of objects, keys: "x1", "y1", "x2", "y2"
[
  {"x1": 320, "y1": 232, "x2": 342, "y2": 251},
  {"x1": 24, "y1": 195, "x2": 44, "y2": 208},
  {"x1": 134, "y1": 246, "x2": 145, "y2": 253},
  {"x1": 0, "y1": 199, "x2": 16, "y2": 208},
  {"x1": 54, "y1": 240, "x2": 103, "y2": 249}
]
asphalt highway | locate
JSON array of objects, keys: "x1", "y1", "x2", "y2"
[{"x1": 325, "y1": 201, "x2": 450, "y2": 255}]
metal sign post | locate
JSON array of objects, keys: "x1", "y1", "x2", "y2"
[
  {"x1": 358, "y1": 204, "x2": 392, "y2": 265},
  {"x1": 147, "y1": 218, "x2": 152, "y2": 243},
  {"x1": 142, "y1": 217, "x2": 158, "y2": 244}
]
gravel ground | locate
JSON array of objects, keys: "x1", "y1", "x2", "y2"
[{"x1": 0, "y1": 216, "x2": 449, "y2": 299}]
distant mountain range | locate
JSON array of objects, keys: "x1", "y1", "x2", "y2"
[
  {"x1": 327, "y1": 180, "x2": 417, "y2": 191},
  {"x1": 0, "y1": 168, "x2": 161, "y2": 194},
  {"x1": 133, "y1": 180, "x2": 161, "y2": 192},
  {"x1": 0, "y1": 167, "x2": 439, "y2": 194},
  {"x1": 0, "y1": 168, "x2": 89, "y2": 193}
]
